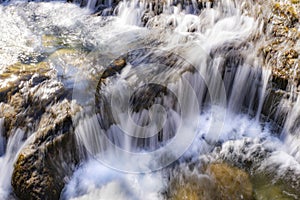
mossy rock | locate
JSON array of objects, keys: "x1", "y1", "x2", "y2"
[
  {"x1": 167, "y1": 163, "x2": 253, "y2": 200},
  {"x1": 206, "y1": 163, "x2": 253, "y2": 200},
  {"x1": 254, "y1": 184, "x2": 296, "y2": 200},
  {"x1": 251, "y1": 173, "x2": 299, "y2": 200},
  {"x1": 167, "y1": 172, "x2": 217, "y2": 200}
]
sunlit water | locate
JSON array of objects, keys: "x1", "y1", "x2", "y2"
[{"x1": 0, "y1": 0, "x2": 300, "y2": 199}]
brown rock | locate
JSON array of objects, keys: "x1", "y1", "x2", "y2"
[
  {"x1": 12, "y1": 100, "x2": 81, "y2": 200},
  {"x1": 206, "y1": 163, "x2": 253, "y2": 200}
]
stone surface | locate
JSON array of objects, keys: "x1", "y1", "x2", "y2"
[
  {"x1": 206, "y1": 163, "x2": 253, "y2": 200},
  {"x1": 262, "y1": 2, "x2": 299, "y2": 85},
  {"x1": 252, "y1": 173, "x2": 300, "y2": 200},
  {"x1": 0, "y1": 48, "x2": 83, "y2": 199},
  {"x1": 167, "y1": 163, "x2": 253, "y2": 200},
  {"x1": 11, "y1": 100, "x2": 81, "y2": 200},
  {"x1": 167, "y1": 170, "x2": 218, "y2": 200}
]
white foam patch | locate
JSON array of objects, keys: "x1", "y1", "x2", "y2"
[
  {"x1": 65, "y1": 106, "x2": 298, "y2": 199},
  {"x1": 63, "y1": 159, "x2": 165, "y2": 200}
]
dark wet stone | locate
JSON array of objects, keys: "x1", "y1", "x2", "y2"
[{"x1": 100, "y1": 58, "x2": 127, "y2": 79}]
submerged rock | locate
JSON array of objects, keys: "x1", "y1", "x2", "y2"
[
  {"x1": 42, "y1": 34, "x2": 64, "y2": 49},
  {"x1": 11, "y1": 100, "x2": 81, "y2": 200}
]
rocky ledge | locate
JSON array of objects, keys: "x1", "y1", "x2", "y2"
[
  {"x1": 12, "y1": 100, "x2": 81, "y2": 200},
  {"x1": 0, "y1": 46, "x2": 83, "y2": 199}
]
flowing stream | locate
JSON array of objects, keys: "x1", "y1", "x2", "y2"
[{"x1": 0, "y1": 0, "x2": 300, "y2": 199}]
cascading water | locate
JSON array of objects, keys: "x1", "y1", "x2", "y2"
[
  {"x1": 0, "y1": 129, "x2": 25, "y2": 199},
  {"x1": 0, "y1": 0, "x2": 299, "y2": 199}
]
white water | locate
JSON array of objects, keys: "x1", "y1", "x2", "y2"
[
  {"x1": 0, "y1": 119, "x2": 5, "y2": 156},
  {"x1": 67, "y1": 0, "x2": 300, "y2": 199},
  {"x1": 0, "y1": 0, "x2": 299, "y2": 199},
  {"x1": 0, "y1": 129, "x2": 25, "y2": 199}
]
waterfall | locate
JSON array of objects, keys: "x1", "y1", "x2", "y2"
[
  {"x1": 255, "y1": 67, "x2": 272, "y2": 121},
  {"x1": 281, "y1": 95, "x2": 300, "y2": 161},
  {"x1": 0, "y1": 0, "x2": 299, "y2": 199},
  {"x1": 64, "y1": 0, "x2": 300, "y2": 198},
  {"x1": 71, "y1": 0, "x2": 271, "y2": 180},
  {"x1": 0, "y1": 119, "x2": 5, "y2": 156},
  {"x1": 0, "y1": 129, "x2": 25, "y2": 199}
]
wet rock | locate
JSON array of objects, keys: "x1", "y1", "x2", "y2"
[
  {"x1": 167, "y1": 163, "x2": 253, "y2": 200},
  {"x1": 49, "y1": 48, "x2": 82, "y2": 60},
  {"x1": 0, "y1": 73, "x2": 68, "y2": 138},
  {"x1": 99, "y1": 58, "x2": 127, "y2": 79},
  {"x1": 167, "y1": 174, "x2": 217, "y2": 200},
  {"x1": 256, "y1": 0, "x2": 300, "y2": 126},
  {"x1": 95, "y1": 49, "x2": 195, "y2": 149},
  {"x1": 11, "y1": 100, "x2": 81, "y2": 200},
  {"x1": 206, "y1": 163, "x2": 253, "y2": 200},
  {"x1": 262, "y1": 2, "x2": 299, "y2": 83},
  {"x1": 0, "y1": 45, "x2": 89, "y2": 139},
  {"x1": 42, "y1": 34, "x2": 64, "y2": 49},
  {"x1": 213, "y1": 138, "x2": 272, "y2": 171},
  {"x1": 251, "y1": 173, "x2": 300, "y2": 200},
  {"x1": 261, "y1": 89, "x2": 287, "y2": 128},
  {"x1": 0, "y1": 62, "x2": 52, "y2": 102},
  {"x1": 0, "y1": 37, "x2": 87, "y2": 200},
  {"x1": 18, "y1": 52, "x2": 47, "y2": 65}
]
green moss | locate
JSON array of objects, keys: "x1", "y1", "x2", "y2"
[
  {"x1": 167, "y1": 163, "x2": 254, "y2": 200},
  {"x1": 251, "y1": 173, "x2": 299, "y2": 200}
]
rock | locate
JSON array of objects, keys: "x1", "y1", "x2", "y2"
[
  {"x1": 94, "y1": 49, "x2": 195, "y2": 149},
  {"x1": 18, "y1": 52, "x2": 47, "y2": 65},
  {"x1": 291, "y1": 0, "x2": 299, "y2": 4},
  {"x1": 42, "y1": 34, "x2": 64, "y2": 49},
  {"x1": 0, "y1": 62, "x2": 52, "y2": 102},
  {"x1": 257, "y1": 0, "x2": 300, "y2": 126},
  {"x1": 99, "y1": 58, "x2": 127, "y2": 79},
  {"x1": 167, "y1": 170, "x2": 218, "y2": 200},
  {"x1": 206, "y1": 163, "x2": 253, "y2": 200},
  {"x1": 41, "y1": 33, "x2": 88, "y2": 52},
  {"x1": 166, "y1": 163, "x2": 253, "y2": 200},
  {"x1": 0, "y1": 103, "x2": 17, "y2": 138},
  {"x1": 0, "y1": 73, "x2": 68, "y2": 138},
  {"x1": 12, "y1": 100, "x2": 81, "y2": 200},
  {"x1": 49, "y1": 48, "x2": 82, "y2": 60},
  {"x1": 252, "y1": 173, "x2": 300, "y2": 200},
  {"x1": 0, "y1": 33, "x2": 86, "y2": 200},
  {"x1": 0, "y1": 45, "x2": 89, "y2": 139}
]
